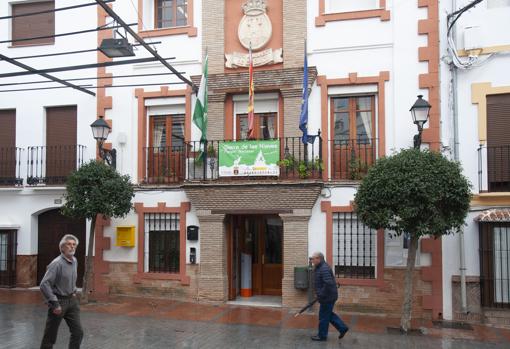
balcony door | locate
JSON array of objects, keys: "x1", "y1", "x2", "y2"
[
  {"x1": 236, "y1": 113, "x2": 277, "y2": 140},
  {"x1": 331, "y1": 96, "x2": 376, "y2": 179},
  {"x1": 45, "y1": 106, "x2": 77, "y2": 185},
  {"x1": 0, "y1": 110, "x2": 16, "y2": 185},
  {"x1": 487, "y1": 94, "x2": 510, "y2": 191},
  {"x1": 148, "y1": 115, "x2": 185, "y2": 183}
]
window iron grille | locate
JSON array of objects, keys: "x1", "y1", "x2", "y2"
[{"x1": 145, "y1": 213, "x2": 180, "y2": 273}]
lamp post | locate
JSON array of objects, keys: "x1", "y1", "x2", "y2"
[
  {"x1": 410, "y1": 95, "x2": 431, "y2": 149},
  {"x1": 90, "y1": 116, "x2": 117, "y2": 168}
]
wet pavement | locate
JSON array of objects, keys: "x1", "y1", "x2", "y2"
[{"x1": 1, "y1": 289, "x2": 510, "y2": 349}]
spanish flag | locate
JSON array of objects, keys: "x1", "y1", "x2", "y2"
[{"x1": 247, "y1": 43, "x2": 255, "y2": 139}]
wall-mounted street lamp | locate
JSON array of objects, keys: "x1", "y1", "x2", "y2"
[
  {"x1": 410, "y1": 95, "x2": 431, "y2": 149},
  {"x1": 90, "y1": 116, "x2": 117, "y2": 168}
]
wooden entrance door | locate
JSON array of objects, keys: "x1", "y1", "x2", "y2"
[
  {"x1": 0, "y1": 230, "x2": 17, "y2": 287},
  {"x1": 37, "y1": 209, "x2": 85, "y2": 286},
  {"x1": 260, "y1": 217, "x2": 283, "y2": 295},
  {"x1": 229, "y1": 215, "x2": 282, "y2": 297}
]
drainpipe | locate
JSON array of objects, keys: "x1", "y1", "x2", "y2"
[{"x1": 451, "y1": 0, "x2": 468, "y2": 314}]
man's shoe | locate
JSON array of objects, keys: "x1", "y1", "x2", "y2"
[
  {"x1": 338, "y1": 328, "x2": 349, "y2": 339},
  {"x1": 311, "y1": 335, "x2": 326, "y2": 341}
]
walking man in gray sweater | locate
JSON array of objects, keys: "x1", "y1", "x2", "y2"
[{"x1": 40, "y1": 234, "x2": 83, "y2": 349}]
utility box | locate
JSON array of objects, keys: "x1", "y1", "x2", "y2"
[
  {"x1": 294, "y1": 266, "x2": 309, "y2": 289},
  {"x1": 116, "y1": 226, "x2": 135, "y2": 247},
  {"x1": 187, "y1": 225, "x2": 199, "y2": 241}
]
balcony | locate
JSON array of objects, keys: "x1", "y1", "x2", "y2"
[
  {"x1": 330, "y1": 139, "x2": 377, "y2": 180},
  {"x1": 142, "y1": 137, "x2": 323, "y2": 185},
  {"x1": 0, "y1": 148, "x2": 23, "y2": 186},
  {"x1": 478, "y1": 144, "x2": 510, "y2": 192},
  {"x1": 26, "y1": 145, "x2": 86, "y2": 186}
]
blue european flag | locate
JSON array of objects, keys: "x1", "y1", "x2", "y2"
[{"x1": 299, "y1": 42, "x2": 309, "y2": 144}]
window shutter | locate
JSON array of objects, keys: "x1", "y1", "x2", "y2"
[
  {"x1": 12, "y1": 1, "x2": 55, "y2": 47},
  {"x1": 46, "y1": 106, "x2": 77, "y2": 146},
  {"x1": 487, "y1": 93, "x2": 510, "y2": 147},
  {"x1": 0, "y1": 110, "x2": 16, "y2": 149}
]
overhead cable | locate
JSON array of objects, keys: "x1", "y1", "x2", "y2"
[
  {"x1": 0, "y1": 56, "x2": 175, "y2": 78},
  {"x1": 95, "y1": 0, "x2": 197, "y2": 92},
  {"x1": 0, "y1": 82, "x2": 185, "y2": 93},
  {"x1": 0, "y1": 23, "x2": 136, "y2": 45},
  {"x1": 0, "y1": 0, "x2": 115, "y2": 21},
  {"x1": 0, "y1": 72, "x2": 183, "y2": 87},
  {"x1": 0, "y1": 54, "x2": 95, "y2": 96}
]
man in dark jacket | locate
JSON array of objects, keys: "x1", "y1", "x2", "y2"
[{"x1": 311, "y1": 251, "x2": 348, "y2": 341}]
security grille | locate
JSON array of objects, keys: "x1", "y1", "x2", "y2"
[
  {"x1": 0, "y1": 230, "x2": 17, "y2": 287},
  {"x1": 333, "y1": 212, "x2": 376, "y2": 279},
  {"x1": 145, "y1": 213, "x2": 180, "y2": 273},
  {"x1": 480, "y1": 223, "x2": 510, "y2": 308}
]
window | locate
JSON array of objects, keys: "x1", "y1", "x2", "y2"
[
  {"x1": 331, "y1": 96, "x2": 376, "y2": 180},
  {"x1": 480, "y1": 223, "x2": 510, "y2": 308},
  {"x1": 332, "y1": 212, "x2": 377, "y2": 279},
  {"x1": 145, "y1": 213, "x2": 180, "y2": 273},
  {"x1": 0, "y1": 110, "x2": 16, "y2": 185},
  {"x1": 485, "y1": 94, "x2": 510, "y2": 192},
  {"x1": 236, "y1": 113, "x2": 277, "y2": 140},
  {"x1": 11, "y1": 1, "x2": 55, "y2": 47},
  {"x1": 146, "y1": 115, "x2": 185, "y2": 183},
  {"x1": 0, "y1": 230, "x2": 17, "y2": 287},
  {"x1": 155, "y1": 0, "x2": 188, "y2": 29}
]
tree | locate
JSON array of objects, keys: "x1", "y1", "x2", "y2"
[
  {"x1": 62, "y1": 160, "x2": 134, "y2": 303},
  {"x1": 354, "y1": 148, "x2": 471, "y2": 332}
]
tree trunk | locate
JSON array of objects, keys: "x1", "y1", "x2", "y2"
[
  {"x1": 400, "y1": 234, "x2": 419, "y2": 333},
  {"x1": 80, "y1": 215, "x2": 96, "y2": 304}
]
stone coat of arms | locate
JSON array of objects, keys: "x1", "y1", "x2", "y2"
[{"x1": 225, "y1": 0, "x2": 283, "y2": 68}]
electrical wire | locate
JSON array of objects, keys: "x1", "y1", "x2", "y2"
[
  {"x1": 0, "y1": 0, "x2": 115, "y2": 21},
  {"x1": 0, "y1": 72, "x2": 184, "y2": 87},
  {"x1": 0, "y1": 23, "x2": 136, "y2": 45},
  {"x1": 0, "y1": 81, "x2": 185, "y2": 93},
  {"x1": 447, "y1": 0, "x2": 495, "y2": 70}
]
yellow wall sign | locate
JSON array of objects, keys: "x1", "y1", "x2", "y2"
[{"x1": 116, "y1": 226, "x2": 135, "y2": 247}]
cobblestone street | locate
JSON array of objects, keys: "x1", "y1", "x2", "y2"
[{"x1": 1, "y1": 290, "x2": 510, "y2": 348}]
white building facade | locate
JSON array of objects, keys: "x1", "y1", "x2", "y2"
[{"x1": 0, "y1": 0, "x2": 508, "y2": 324}]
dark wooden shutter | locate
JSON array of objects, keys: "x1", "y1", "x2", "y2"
[
  {"x1": 487, "y1": 94, "x2": 510, "y2": 190},
  {"x1": 0, "y1": 110, "x2": 16, "y2": 182},
  {"x1": 45, "y1": 106, "x2": 77, "y2": 184},
  {"x1": 12, "y1": 1, "x2": 55, "y2": 47}
]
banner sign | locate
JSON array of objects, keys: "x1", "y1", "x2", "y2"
[{"x1": 219, "y1": 140, "x2": 280, "y2": 177}]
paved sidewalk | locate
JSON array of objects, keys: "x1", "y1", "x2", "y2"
[{"x1": 1, "y1": 289, "x2": 510, "y2": 348}]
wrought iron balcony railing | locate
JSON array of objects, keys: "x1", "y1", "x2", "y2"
[
  {"x1": 330, "y1": 138, "x2": 377, "y2": 180},
  {"x1": 0, "y1": 147, "x2": 23, "y2": 186},
  {"x1": 478, "y1": 144, "x2": 510, "y2": 192},
  {"x1": 26, "y1": 145, "x2": 86, "y2": 186}
]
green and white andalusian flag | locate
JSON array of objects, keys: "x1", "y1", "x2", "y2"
[{"x1": 193, "y1": 55, "x2": 208, "y2": 143}]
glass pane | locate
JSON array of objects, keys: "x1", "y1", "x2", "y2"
[
  {"x1": 356, "y1": 96, "x2": 372, "y2": 111},
  {"x1": 333, "y1": 97, "x2": 349, "y2": 111},
  {"x1": 265, "y1": 222, "x2": 282, "y2": 264},
  {"x1": 261, "y1": 114, "x2": 276, "y2": 140},
  {"x1": 152, "y1": 117, "x2": 167, "y2": 149},
  {"x1": 0, "y1": 233, "x2": 7, "y2": 271},
  {"x1": 494, "y1": 226, "x2": 510, "y2": 303},
  {"x1": 334, "y1": 112, "x2": 349, "y2": 141},
  {"x1": 238, "y1": 115, "x2": 249, "y2": 140},
  {"x1": 171, "y1": 115, "x2": 185, "y2": 148},
  {"x1": 176, "y1": 1, "x2": 188, "y2": 26},
  {"x1": 356, "y1": 111, "x2": 372, "y2": 141}
]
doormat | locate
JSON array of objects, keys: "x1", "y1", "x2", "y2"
[
  {"x1": 386, "y1": 327, "x2": 424, "y2": 336},
  {"x1": 432, "y1": 320, "x2": 473, "y2": 330}
]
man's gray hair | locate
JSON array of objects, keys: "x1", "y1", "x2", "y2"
[
  {"x1": 59, "y1": 234, "x2": 79, "y2": 250},
  {"x1": 312, "y1": 251, "x2": 324, "y2": 261}
]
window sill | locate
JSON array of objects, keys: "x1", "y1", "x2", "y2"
[
  {"x1": 315, "y1": 8, "x2": 390, "y2": 26},
  {"x1": 134, "y1": 272, "x2": 190, "y2": 285},
  {"x1": 138, "y1": 26, "x2": 197, "y2": 38}
]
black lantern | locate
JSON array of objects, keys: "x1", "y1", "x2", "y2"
[
  {"x1": 410, "y1": 95, "x2": 431, "y2": 149},
  {"x1": 98, "y1": 38, "x2": 135, "y2": 58},
  {"x1": 90, "y1": 116, "x2": 116, "y2": 168}
]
